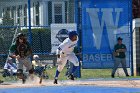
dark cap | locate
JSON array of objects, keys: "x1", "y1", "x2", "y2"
[
  {"x1": 117, "y1": 37, "x2": 123, "y2": 41},
  {"x1": 17, "y1": 33, "x2": 25, "y2": 38}
]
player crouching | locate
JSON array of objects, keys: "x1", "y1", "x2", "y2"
[
  {"x1": 54, "y1": 31, "x2": 79, "y2": 84},
  {"x1": 9, "y1": 33, "x2": 34, "y2": 84}
]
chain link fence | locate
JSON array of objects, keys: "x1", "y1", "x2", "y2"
[
  {"x1": 0, "y1": 0, "x2": 134, "y2": 84},
  {"x1": 0, "y1": 0, "x2": 78, "y2": 82}
]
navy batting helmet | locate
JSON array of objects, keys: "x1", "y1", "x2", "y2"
[{"x1": 68, "y1": 31, "x2": 78, "y2": 39}]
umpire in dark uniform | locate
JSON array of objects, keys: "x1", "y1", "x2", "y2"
[{"x1": 111, "y1": 37, "x2": 129, "y2": 78}]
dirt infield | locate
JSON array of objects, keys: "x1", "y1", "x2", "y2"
[{"x1": 1, "y1": 78, "x2": 140, "y2": 88}]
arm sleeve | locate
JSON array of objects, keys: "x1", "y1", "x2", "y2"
[
  {"x1": 56, "y1": 42, "x2": 68, "y2": 55},
  {"x1": 9, "y1": 44, "x2": 16, "y2": 56},
  {"x1": 9, "y1": 43, "x2": 16, "y2": 53},
  {"x1": 59, "y1": 42, "x2": 68, "y2": 51}
]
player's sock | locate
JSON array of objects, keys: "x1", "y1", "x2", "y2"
[
  {"x1": 69, "y1": 66, "x2": 78, "y2": 80},
  {"x1": 71, "y1": 66, "x2": 78, "y2": 74},
  {"x1": 54, "y1": 70, "x2": 60, "y2": 79}
]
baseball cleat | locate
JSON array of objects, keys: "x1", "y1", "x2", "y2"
[
  {"x1": 22, "y1": 75, "x2": 27, "y2": 84},
  {"x1": 111, "y1": 74, "x2": 114, "y2": 78},
  {"x1": 22, "y1": 78, "x2": 26, "y2": 84},
  {"x1": 53, "y1": 79, "x2": 58, "y2": 84},
  {"x1": 126, "y1": 74, "x2": 129, "y2": 77},
  {"x1": 0, "y1": 80, "x2": 4, "y2": 84},
  {"x1": 39, "y1": 77, "x2": 42, "y2": 84},
  {"x1": 70, "y1": 74, "x2": 74, "y2": 80}
]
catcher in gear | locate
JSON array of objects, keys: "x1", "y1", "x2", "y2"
[
  {"x1": 9, "y1": 33, "x2": 34, "y2": 84},
  {"x1": 54, "y1": 31, "x2": 79, "y2": 84}
]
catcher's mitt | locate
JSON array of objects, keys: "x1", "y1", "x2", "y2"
[{"x1": 113, "y1": 52, "x2": 119, "y2": 57}]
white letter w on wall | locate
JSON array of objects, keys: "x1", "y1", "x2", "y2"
[{"x1": 86, "y1": 8, "x2": 123, "y2": 50}]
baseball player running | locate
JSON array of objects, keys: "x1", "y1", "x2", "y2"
[
  {"x1": 54, "y1": 31, "x2": 79, "y2": 84},
  {"x1": 9, "y1": 33, "x2": 34, "y2": 84}
]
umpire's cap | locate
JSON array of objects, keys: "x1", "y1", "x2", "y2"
[
  {"x1": 68, "y1": 31, "x2": 78, "y2": 39},
  {"x1": 117, "y1": 37, "x2": 123, "y2": 41}
]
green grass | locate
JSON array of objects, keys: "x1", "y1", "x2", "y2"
[
  {"x1": 0, "y1": 67, "x2": 112, "y2": 81},
  {"x1": 46, "y1": 67, "x2": 68, "y2": 80},
  {"x1": 1, "y1": 67, "x2": 140, "y2": 82},
  {"x1": 44, "y1": 67, "x2": 140, "y2": 80},
  {"x1": 46, "y1": 67, "x2": 112, "y2": 80},
  {"x1": 80, "y1": 69, "x2": 112, "y2": 79}
]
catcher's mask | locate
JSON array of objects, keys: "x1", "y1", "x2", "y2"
[
  {"x1": 16, "y1": 33, "x2": 27, "y2": 43},
  {"x1": 17, "y1": 33, "x2": 25, "y2": 39}
]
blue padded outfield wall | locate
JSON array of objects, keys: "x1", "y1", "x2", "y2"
[{"x1": 81, "y1": 0, "x2": 132, "y2": 69}]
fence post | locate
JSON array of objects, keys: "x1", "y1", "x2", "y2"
[
  {"x1": 75, "y1": 0, "x2": 81, "y2": 78},
  {"x1": 130, "y1": 0, "x2": 134, "y2": 76},
  {"x1": 28, "y1": 0, "x2": 32, "y2": 45}
]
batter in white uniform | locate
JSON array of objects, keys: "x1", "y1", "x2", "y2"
[{"x1": 54, "y1": 31, "x2": 79, "y2": 84}]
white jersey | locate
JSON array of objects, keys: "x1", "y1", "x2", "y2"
[
  {"x1": 56, "y1": 37, "x2": 79, "y2": 72},
  {"x1": 57, "y1": 37, "x2": 78, "y2": 54}
]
